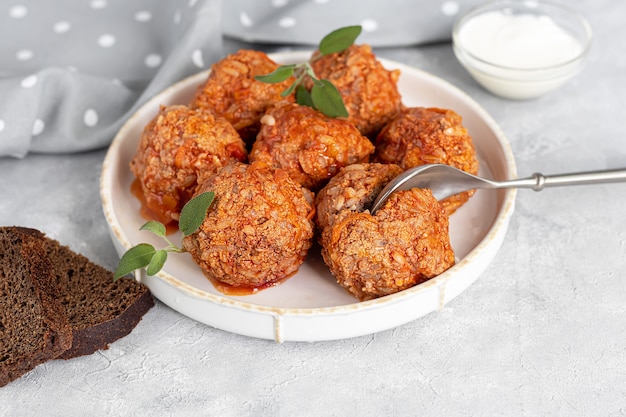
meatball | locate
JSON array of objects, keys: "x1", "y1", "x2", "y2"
[
  {"x1": 130, "y1": 105, "x2": 247, "y2": 225},
  {"x1": 315, "y1": 162, "x2": 402, "y2": 235},
  {"x1": 190, "y1": 49, "x2": 295, "y2": 144},
  {"x1": 309, "y1": 44, "x2": 403, "y2": 138},
  {"x1": 182, "y1": 161, "x2": 315, "y2": 290},
  {"x1": 373, "y1": 107, "x2": 479, "y2": 215},
  {"x1": 316, "y1": 163, "x2": 454, "y2": 301},
  {"x1": 317, "y1": 165, "x2": 454, "y2": 301},
  {"x1": 249, "y1": 102, "x2": 375, "y2": 190}
]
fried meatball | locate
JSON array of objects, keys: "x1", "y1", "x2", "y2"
[
  {"x1": 321, "y1": 191, "x2": 454, "y2": 301},
  {"x1": 182, "y1": 161, "x2": 315, "y2": 290},
  {"x1": 309, "y1": 44, "x2": 403, "y2": 138},
  {"x1": 249, "y1": 102, "x2": 375, "y2": 190},
  {"x1": 373, "y1": 107, "x2": 479, "y2": 215},
  {"x1": 190, "y1": 50, "x2": 295, "y2": 143},
  {"x1": 315, "y1": 162, "x2": 402, "y2": 236},
  {"x1": 130, "y1": 105, "x2": 247, "y2": 225}
]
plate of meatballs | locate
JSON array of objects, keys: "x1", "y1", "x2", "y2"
[{"x1": 101, "y1": 46, "x2": 516, "y2": 342}]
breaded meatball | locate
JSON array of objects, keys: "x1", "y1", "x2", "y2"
[
  {"x1": 315, "y1": 163, "x2": 402, "y2": 235},
  {"x1": 182, "y1": 161, "x2": 315, "y2": 291},
  {"x1": 130, "y1": 105, "x2": 247, "y2": 226},
  {"x1": 249, "y1": 102, "x2": 375, "y2": 190},
  {"x1": 373, "y1": 107, "x2": 479, "y2": 215},
  {"x1": 321, "y1": 188, "x2": 454, "y2": 301},
  {"x1": 190, "y1": 50, "x2": 295, "y2": 143},
  {"x1": 309, "y1": 44, "x2": 403, "y2": 138}
]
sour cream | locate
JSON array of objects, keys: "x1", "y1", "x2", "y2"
[
  {"x1": 453, "y1": 5, "x2": 591, "y2": 99},
  {"x1": 458, "y1": 11, "x2": 583, "y2": 69}
]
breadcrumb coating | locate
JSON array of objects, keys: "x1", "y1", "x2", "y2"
[
  {"x1": 182, "y1": 161, "x2": 315, "y2": 289},
  {"x1": 309, "y1": 44, "x2": 403, "y2": 138},
  {"x1": 374, "y1": 107, "x2": 479, "y2": 215},
  {"x1": 250, "y1": 102, "x2": 375, "y2": 190},
  {"x1": 130, "y1": 105, "x2": 247, "y2": 225},
  {"x1": 190, "y1": 49, "x2": 295, "y2": 143}
]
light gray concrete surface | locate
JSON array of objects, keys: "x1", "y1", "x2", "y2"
[{"x1": 1, "y1": 2, "x2": 625, "y2": 416}]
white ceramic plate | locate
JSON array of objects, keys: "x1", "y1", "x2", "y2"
[{"x1": 100, "y1": 52, "x2": 517, "y2": 343}]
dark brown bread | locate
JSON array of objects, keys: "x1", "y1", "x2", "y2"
[
  {"x1": 40, "y1": 236, "x2": 154, "y2": 359},
  {"x1": 0, "y1": 227, "x2": 73, "y2": 387}
]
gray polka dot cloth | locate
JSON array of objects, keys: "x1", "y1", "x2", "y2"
[
  {"x1": 1, "y1": 0, "x2": 480, "y2": 158},
  {"x1": 0, "y1": 0, "x2": 222, "y2": 158},
  {"x1": 223, "y1": 0, "x2": 482, "y2": 47}
]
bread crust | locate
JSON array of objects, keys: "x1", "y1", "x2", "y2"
[{"x1": 0, "y1": 227, "x2": 72, "y2": 387}]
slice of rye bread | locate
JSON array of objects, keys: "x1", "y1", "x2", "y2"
[
  {"x1": 40, "y1": 234, "x2": 154, "y2": 359},
  {"x1": 0, "y1": 227, "x2": 73, "y2": 387}
]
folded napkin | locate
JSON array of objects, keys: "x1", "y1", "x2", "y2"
[
  {"x1": 1, "y1": 0, "x2": 480, "y2": 158},
  {"x1": 0, "y1": 0, "x2": 222, "y2": 158},
  {"x1": 222, "y1": 0, "x2": 481, "y2": 47}
]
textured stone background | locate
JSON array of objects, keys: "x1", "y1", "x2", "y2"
[{"x1": 1, "y1": 1, "x2": 625, "y2": 416}]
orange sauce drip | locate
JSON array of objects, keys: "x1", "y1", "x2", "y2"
[
  {"x1": 202, "y1": 269, "x2": 297, "y2": 296},
  {"x1": 131, "y1": 179, "x2": 179, "y2": 235}
]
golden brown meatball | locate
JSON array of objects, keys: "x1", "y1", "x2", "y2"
[
  {"x1": 130, "y1": 105, "x2": 247, "y2": 226},
  {"x1": 309, "y1": 44, "x2": 403, "y2": 138},
  {"x1": 321, "y1": 189, "x2": 454, "y2": 301},
  {"x1": 182, "y1": 161, "x2": 315, "y2": 291},
  {"x1": 315, "y1": 163, "x2": 454, "y2": 301},
  {"x1": 373, "y1": 107, "x2": 479, "y2": 215},
  {"x1": 190, "y1": 50, "x2": 295, "y2": 144},
  {"x1": 249, "y1": 102, "x2": 375, "y2": 190},
  {"x1": 315, "y1": 162, "x2": 402, "y2": 235}
]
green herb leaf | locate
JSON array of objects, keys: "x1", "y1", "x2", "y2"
[
  {"x1": 140, "y1": 220, "x2": 166, "y2": 237},
  {"x1": 146, "y1": 249, "x2": 168, "y2": 276},
  {"x1": 304, "y1": 62, "x2": 319, "y2": 81},
  {"x1": 114, "y1": 243, "x2": 156, "y2": 281},
  {"x1": 295, "y1": 85, "x2": 314, "y2": 108},
  {"x1": 254, "y1": 64, "x2": 296, "y2": 83},
  {"x1": 281, "y1": 79, "x2": 299, "y2": 97},
  {"x1": 318, "y1": 25, "x2": 362, "y2": 56},
  {"x1": 311, "y1": 79, "x2": 349, "y2": 118},
  {"x1": 179, "y1": 191, "x2": 215, "y2": 236}
]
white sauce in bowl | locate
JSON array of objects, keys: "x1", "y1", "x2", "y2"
[{"x1": 458, "y1": 11, "x2": 583, "y2": 69}]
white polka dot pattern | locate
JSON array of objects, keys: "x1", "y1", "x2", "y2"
[
  {"x1": 32, "y1": 119, "x2": 45, "y2": 136},
  {"x1": 20, "y1": 75, "x2": 37, "y2": 88},
  {"x1": 221, "y1": 0, "x2": 477, "y2": 49},
  {"x1": 16, "y1": 49, "x2": 33, "y2": 61},
  {"x1": 83, "y1": 109, "x2": 99, "y2": 127},
  {"x1": 192, "y1": 49, "x2": 204, "y2": 68},
  {"x1": 9, "y1": 5, "x2": 28, "y2": 19},
  {"x1": 361, "y1": 19, "x2": 378, "y2": 32},
  {"x1": 278, "y1": 16, "x2": 296, "y2": 28},
  {"x1": 134, "y1": 11, "x2": 152, "y2": 22},
  {"x1": 53, "y1": 21, "x2": 71, "y2": 33},
  {"x1": 144, "y1": 54, "x2": 162, "y2": 68},
  {"x1": 97, "y1": 34, "x2": 116, "y2": 48},
  {"x1": 441, "y1": 1, "x2": 460, "y2": 16},
  {"x1": 0, "y1": 0, "x2": 471, "y2": 156}
]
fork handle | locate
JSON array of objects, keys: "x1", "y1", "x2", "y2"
[{"x1": 506, "y1": 168, "x2": 626, "y2": 191}]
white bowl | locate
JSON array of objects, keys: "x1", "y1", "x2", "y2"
[
  {"x1": 453, "y1": 0, "x2": 592, "y2": 99},
  {"x1": 100, "y1": 52, "x2": 517, "y2": 342}
]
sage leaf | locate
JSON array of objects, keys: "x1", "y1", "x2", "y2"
[
  {"x1": 179, "y1": 191, "x2": 215, "y2": 236},
  {"x1": 140, "y1": 220, "x2": 166, "y2": 237},
  {"x1": 146, "y1": 249, "x2": 168, "y2": 276},
  {"x1": 281, "y1": 79, "x2": 299, "y2": 97},
  {"x1": 311, "y1": 79, "x2": 349, "y2": 118},
  {"x1": 254, "y1": 64, "x2": 295, "y2": 83},
  {"x1": 318, "y1": 25, "x2": 362, "y2": 56},
  {"x1": 296, "y1": 85, "x2": 314, "y2": 108},
  {"x1": 114, "y1": 243, "x2": 156, "y2": 280}
]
